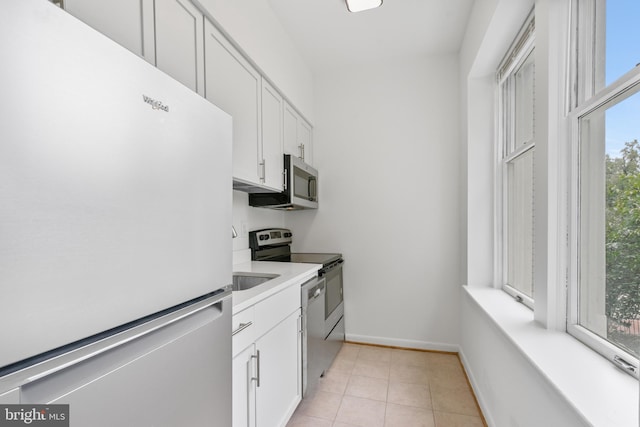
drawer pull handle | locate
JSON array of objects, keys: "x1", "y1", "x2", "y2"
[{"x1": 232, "y1": 321, "x2": 253, "y2": 336}]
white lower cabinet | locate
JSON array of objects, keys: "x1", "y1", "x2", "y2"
[
  {"x1": 255, "y1": 310, "x2": 302, "y2": 427},
  {"x1": 233, "y1": 344, "x2": 257, "y2": 427},
  {"x1": 232, "y1": 286, "x2": 303, "y2": 427}
]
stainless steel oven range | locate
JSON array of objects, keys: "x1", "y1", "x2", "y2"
[{"x1": 249, "y1": 228, "x2": 344, "y2": 396}]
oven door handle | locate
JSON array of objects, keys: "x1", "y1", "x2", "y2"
[{"x1": 321, "y1": 259, "x2": 343, "y2": 274}]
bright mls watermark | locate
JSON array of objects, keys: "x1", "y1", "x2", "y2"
[{"x1": 0, "y1": 405, "x2": 69, "y2": 426}]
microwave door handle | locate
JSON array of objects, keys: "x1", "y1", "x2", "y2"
[{"x1": 308, "y1": 177, "x2": 317, "y2": 201}]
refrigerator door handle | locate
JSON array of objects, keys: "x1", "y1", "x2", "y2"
[{"x1": 1, "y1": 289, "x2": 231, "y2": 392}]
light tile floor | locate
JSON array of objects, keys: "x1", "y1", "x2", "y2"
[{"x1": 287, "y1": 343, "x2": 486, "y2": 427}]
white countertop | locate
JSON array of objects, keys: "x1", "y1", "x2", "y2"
[{"x1": 232, "y1": 261, "x2": 321, "y2": 314}]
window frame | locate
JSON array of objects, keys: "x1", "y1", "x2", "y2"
[
  {"x1": 496, "y1": 11, "x2": 536, "y2": 309},
  {"x1": 567, "y1": 0, "x2": 640, "y2": 377}
]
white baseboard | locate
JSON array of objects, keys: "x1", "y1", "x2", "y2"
[
  {"x1": 345, "y1": 333, "x2": 460, "y2": 353},
  {"x1": 458, "y1": 349, "x2": 495, "y2": 427}
]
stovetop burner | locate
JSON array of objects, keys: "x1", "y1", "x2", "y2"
[{"x1": 290, "y1": 253, "x2": 342, "y2": 266}]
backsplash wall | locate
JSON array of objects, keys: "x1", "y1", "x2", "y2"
[{"x1": 232, "y1": 190, "x2": 285, "y2": 254}]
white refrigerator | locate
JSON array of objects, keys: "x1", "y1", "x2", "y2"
[{"x1": 0, "y1": 0, "x2": 233, "y2": 425}]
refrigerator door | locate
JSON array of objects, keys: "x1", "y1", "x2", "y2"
[
  {"x1": 20, "y1": 294, "x2": 232, "y2": 427},
  {"x1": 0, "y1": 0, "x2": 232, "y2": 369}
]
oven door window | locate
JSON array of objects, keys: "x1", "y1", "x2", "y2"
[
  {"x1": 293, "y1": 166, "x2": 317, "y2": 202},
  {"x1": 324, "y1": 264, "x2": 343, "y2": 318}
]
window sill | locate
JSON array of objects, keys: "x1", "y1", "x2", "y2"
[{"x1": 463, "y1": 286, "x2": 638, "y2": 427}]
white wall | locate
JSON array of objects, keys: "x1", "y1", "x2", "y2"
[
  {"x1": 231, "y1": 191, "x2": 284, "y2": 253},
  {"x1": 286, "y1": 55, "x2": 462, "y2": 351},
  {"x1": 460, "y1": 293, "x2": 588, "y2": 427}
]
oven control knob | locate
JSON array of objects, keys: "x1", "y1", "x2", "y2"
[
  {"x1": 284, "y1": 232, "x2": 292, "y2": 238},
  {"x1": 259, "y1": 235, "x2": 267, "y2": 241}
]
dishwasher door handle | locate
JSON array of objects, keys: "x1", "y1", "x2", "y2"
[{"x1": 304, "y1": 277, "x2": 326, "y2": 304}]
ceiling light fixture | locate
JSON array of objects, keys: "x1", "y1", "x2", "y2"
[{"x1": 345, "y1": 0, "x2": 383, "y2": 13}]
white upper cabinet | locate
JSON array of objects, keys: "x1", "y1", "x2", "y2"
[
  {"x1": 261, "y1": 78, "x2": 284, "y2": 192},
  {"x1": 154, "y1": 0, "x2": 205, "y2": 95},
  {"x1": 65, "y1": 0, "x2": 204, "y2": 94},
  {"x1": 64, "y1": 0, "x2": 155, "y2": 64},
  {"x1": 283, "y1": 103, "x2": 298, "y2": 158},
  {"x1": 283, "y1": 101, "x2": 313, "y2": 166},
  {"x1": 298, "y1": 119, "x2": 312, "y2": 166},
  {"x1": 64, "y1": 1, "x2": 305, "y2": 192},
  {"x1": 204, "y1": 19, "x2": 262, "y2": 188}
]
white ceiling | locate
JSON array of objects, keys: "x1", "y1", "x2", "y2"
[{"x1": 267, "y1": 0, "x2": 475, "y2": 73}]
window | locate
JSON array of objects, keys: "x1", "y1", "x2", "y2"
[
  {"x1": 497, "y1": 13, "x2": 536, "y2": 308},
  {"x1": 569, "y1": 0, "x2": 640, "y2": 374}
]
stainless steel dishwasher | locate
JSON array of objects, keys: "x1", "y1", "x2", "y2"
[{"x1": 301, "y1": 276, "x2": 326, "y2": 397}]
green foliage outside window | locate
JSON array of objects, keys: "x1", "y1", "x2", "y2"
[{"x1": 606, "y1": 139, "x2": 640, "y2": 357}]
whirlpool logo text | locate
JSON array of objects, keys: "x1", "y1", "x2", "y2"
[{"x1": 142, "y1": 94, "x2": 170, "y2": 112}]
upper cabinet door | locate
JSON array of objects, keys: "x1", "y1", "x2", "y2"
[
  {"x1": 64, "y1": 0, "x2": 155, "y2": 64},
  {"x1": 154, "y1": 0, "x2": 205, "y2": 95},
  {"x1": 298, "y1": 119, "x2": 312, "y2": 166},
  {"x1": 283, "y1": 101, "x2": 313, "y2": 166},
  {"x1": 204, "y1": 19, "x2": 262, "y2": 186},
  {"x1": 261, "y1": 79, "x2": 284, "y2": 192},
  {"x1": 283, "y1": 102, "x2": 300, "y2": 159}
]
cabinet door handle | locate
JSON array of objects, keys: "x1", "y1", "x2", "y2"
[
  {"x1": 259, "y1": 160, "x2": 266, "y2": 182},
  {"x1": 251, "y1": 350, "x2": 261, "y2": 387},
  {"x1": 298, "y1": 313, "x2": 304, "y2": 334},
  {"x1": 232, "y1": 321, "x2": 252, "y2": 336},
  {"x1": 298, "y1": 143, "x2": 305, "y2": 160}
]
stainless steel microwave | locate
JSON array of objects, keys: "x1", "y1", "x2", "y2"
[{"x1": 249, "y1": 155, "x2": 318, "y2": 210}]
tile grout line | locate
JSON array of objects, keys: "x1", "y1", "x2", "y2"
[
  {"x1": 427, "y1": 381, "x2": 436, "y2": 426},
  {"x1": 297, "y1": 343, "x2": 485, "y2": 426}
]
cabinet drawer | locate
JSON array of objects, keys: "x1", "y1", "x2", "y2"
[
  {"x1": 254, "y1": 284, "x2": 300, "y2": 339},
  {"x1": 232, "y1": 306, "x2": 255, "y2": 357}
]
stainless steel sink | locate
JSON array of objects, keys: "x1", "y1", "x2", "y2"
[{"x1": 232, "y1": 272, "x2": 279, "y2": 291}]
